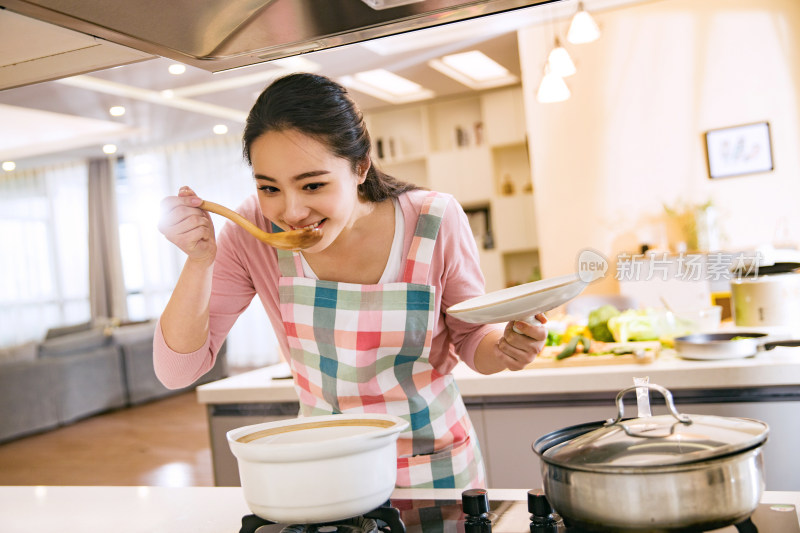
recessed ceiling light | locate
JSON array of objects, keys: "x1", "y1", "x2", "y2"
[
  {"x1": 340, "y1": 69, "x2": 434, "y2": 104},
  {"x1": 213, "y1": 124, "x2": 229, "y2": 135},
  {"x1": 428, "y1": 50, "x2": 518, "y2": 90},
  {"x1": 2, "y1": 161, "x2": 16, "y2": 171},
  {"x1": 102, "y1": 144, "x2": 118, "y2": 154},
  {"x1": 109, "y1": 105, "x2": 126, "y2": 117},
  {"x1": 168, "y1": 64, "x2": 186, "y2": 75}
]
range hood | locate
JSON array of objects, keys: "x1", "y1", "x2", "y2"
[{"x1": 2, "y1": 0, "x2": 556, "y2": 73}]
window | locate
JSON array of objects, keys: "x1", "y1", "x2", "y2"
[{"x1": 0, "y1": 162, "x2": 90, "y2": 344}]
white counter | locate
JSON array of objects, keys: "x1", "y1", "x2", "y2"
[
  {"x1": 197, "y1": 346, "x2": 800, "y2": 404},
  {"x1": 0, "y1": 486, "x2": 797, "y2": 533}
]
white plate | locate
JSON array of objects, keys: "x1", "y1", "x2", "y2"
[{"x1": 446, "y1": 273, "x2": 588, "y2": 324}]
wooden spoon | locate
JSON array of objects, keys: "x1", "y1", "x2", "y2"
[{"x1": 200, "y1": 200, "x2": 322, "y2": 251}]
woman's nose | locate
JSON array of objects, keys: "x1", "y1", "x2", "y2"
[{"x1": 281, "y1": 193, "x2": 309, "y2": 225}]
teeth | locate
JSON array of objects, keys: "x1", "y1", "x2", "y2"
[{"x1": 294, "y1": 220, "x2": 322, "y2": 231}]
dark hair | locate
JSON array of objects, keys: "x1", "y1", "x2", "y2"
[{"x1": 243, "y1": 73, "x2": 418, "y2": 202}]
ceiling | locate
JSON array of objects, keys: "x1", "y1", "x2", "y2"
[{"x1": 0, "y1": 0, "x2": 635, "y2": 168}]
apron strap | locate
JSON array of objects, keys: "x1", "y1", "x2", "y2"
[
  {"x1": 402, "y1": 192, "x2": 450, "y2": 285},
  {"x1": 275, "y1": 224, "x2": 304, "y2": 277}
]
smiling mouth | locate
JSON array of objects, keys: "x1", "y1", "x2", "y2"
[{"x1": 290, "y1": 219, "x2": 325, "y2": 231}]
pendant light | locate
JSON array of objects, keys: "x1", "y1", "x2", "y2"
[
  {"x1": 567, "y1": 2, "x2": 601, "y2": 44},
  {"x1": 547, "y1": 37, "x2": 576, "y2": 77},
  {"x1": 537, "y1": 65, "x2": 570, "y2": 103}
]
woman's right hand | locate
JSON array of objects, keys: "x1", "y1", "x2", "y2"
[{"x1": 158, "y1": 186, "x2": 217, "y2": 264}]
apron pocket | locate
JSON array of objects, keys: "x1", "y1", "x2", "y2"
[{"x1": 396, "y1": 435, "x2": 482, "y2": 489}]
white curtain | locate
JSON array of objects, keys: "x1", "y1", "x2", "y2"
[
  {"x1": 0, "y1": 161, "x2": 90, "y2": 345},
  {"x1": 117, "y1": 134, "x2": 282, "y2": 368}
]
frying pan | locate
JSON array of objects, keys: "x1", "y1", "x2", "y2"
[{"x1": 673, "y1": 332, "x2": 800, "y2": 360}]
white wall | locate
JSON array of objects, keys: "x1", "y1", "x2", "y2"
[{"x1": 518, "y1": 0, "x2": 800, "y2": 293}]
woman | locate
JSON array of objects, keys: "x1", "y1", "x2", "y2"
[{"x1": 155, "y1": 73, "x2": 546, "y2": 489}]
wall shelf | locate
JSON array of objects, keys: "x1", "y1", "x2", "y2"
[{"x1": 365, "y1": 86, "x2": 538, "y2": 291}]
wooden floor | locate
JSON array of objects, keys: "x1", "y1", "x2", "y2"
[{"x1": 0, "y1": 392, "x2": 214, "y2": 487}]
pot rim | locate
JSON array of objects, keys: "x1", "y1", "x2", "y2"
[{"x1": 227, "y1": 413, "x2": 409, "y2": 461}]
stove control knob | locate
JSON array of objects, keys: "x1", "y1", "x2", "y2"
[
  {"x1": 528, "y1": 490, "x2": 559, "y2": 533},
  {"x1": 462, "y1": 488, "x2": 490, "y2": 518},
  {"x1": 528, "y1": 489, "x2": 554, "y2": 517}
]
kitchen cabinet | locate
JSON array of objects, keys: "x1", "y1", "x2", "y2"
[
  {"x1": 206, "y1": 401, "x2": 300, "y2": 486},
  {"x1": 364, "y1": 86, "x2": 539, "y2": 291},
  {"x1": 481, "y1": 86, "x2": 527, "y2": 148}
]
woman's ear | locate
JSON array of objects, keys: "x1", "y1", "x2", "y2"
[{"x1": 357, "y1": 157, "x2": 371, "y2": 184}]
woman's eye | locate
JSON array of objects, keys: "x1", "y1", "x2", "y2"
[
  {"x1": 304, "y1": 182, "x2": 325, "y2": 191},
  {"x1": 257, "y1": 185, "x2": 279, "y2": 194}
]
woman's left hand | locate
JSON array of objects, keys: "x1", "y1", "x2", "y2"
[{"x1": 495, "y1": 313, "x2": 548, "y2": 371}]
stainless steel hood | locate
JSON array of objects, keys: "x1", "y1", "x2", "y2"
[{"x1": 1, "y1": 0, "x2": 557, "y2": 72}]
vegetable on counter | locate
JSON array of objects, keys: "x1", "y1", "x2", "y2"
[
  {"x1": 587, "y1": 305, "x2": 620, "y2": 342},
  {"x1": 546, "y1": 330, "x2": 563, "y2": 346},
  {"x1": 607, "y1": 309, "x2": 662, "y2": 342},
  {"x1": 556, "y1": 335, "x2": 592, "y2": 360}
]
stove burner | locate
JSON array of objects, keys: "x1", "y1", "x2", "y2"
[
  {"x1": 281, "y1": 517, "x2": 379, "y2": 533},
  {"x1": 239, "y1": 502, "x2": 405, "y2": 533}
]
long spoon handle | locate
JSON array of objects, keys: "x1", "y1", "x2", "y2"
[{"x1": 199, "y1": 200, "x2": 321, "y2": 251}]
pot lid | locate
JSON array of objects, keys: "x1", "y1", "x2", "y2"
[
  {"x1": 539, "y1": 384, "x2": 769, "y2": 471},
  {"x1": 542, "y1": 414, "x2": 768, "y2": 470}
]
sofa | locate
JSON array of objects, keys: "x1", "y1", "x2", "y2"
[{"x1": 0, "y1": 320, "x2": 227, "y2": 443}]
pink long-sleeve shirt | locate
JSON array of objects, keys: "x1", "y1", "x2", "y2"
[{"x1": 153, "y1": 189, "x2": 501, "y2": 389}]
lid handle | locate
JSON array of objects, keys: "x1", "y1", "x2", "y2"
[{"x1": 604, "y1": 383, "x2": 692, "y2": 437}]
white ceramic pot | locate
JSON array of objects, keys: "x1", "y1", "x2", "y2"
[
  {"x1": 731, "y1": 272, "x2": 800, "y2": 332},
  {"x1": 227, "y1": 413, "x2": 409, "y2": 524}
]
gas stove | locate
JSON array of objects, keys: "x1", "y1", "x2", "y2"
[{"x1": 239, "y1": 489, "x2": 800, "y2": 533}]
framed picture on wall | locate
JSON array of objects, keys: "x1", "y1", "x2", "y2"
[{"x1": 704, "y1": 122, "x2": 773, "y2": 179}]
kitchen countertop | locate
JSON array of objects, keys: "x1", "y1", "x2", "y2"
[
  {"x1": 0, "y1": 486, "x2": 796, "y2": 533},
  {"x1": 197, "y1": 346, "x2": 800, "y2": 404}
]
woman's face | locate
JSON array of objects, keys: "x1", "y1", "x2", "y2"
[{"x1": 249, "y1": 129, "x2": 367, "y2": 253}]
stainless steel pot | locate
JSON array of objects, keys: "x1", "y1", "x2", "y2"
[{"x1": 532, "y1": 384, "x2": 769, "y2": 532}]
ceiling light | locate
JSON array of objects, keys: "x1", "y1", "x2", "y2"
[
  {"x1": 340, "y1": 69, "x2": 434, "y2": 104},
  {"x1": 428, "y1": 50, "x2": 519, "y2": 90},
  {"x1": 168, "y1": 64, "x2": 186, "y2": 75},
  {"x1": 355, "y1": 70, "x2": 423, "y2": 96},
  {"x1": 102, "y1": 144, "x2": 118, "y2": 154},
  {"x1": 568, "y1": 2, "x2": 601, "y2": 44},
  {"x1": 109, "y1": 105, "x2": 126, "y2": 116},
  {"x1": 2, "y1": 161, "x2": 16, "y2": 171},
  {"x1": 547, "y1": 39, "x2": 576, "y2": 77},
  {"x1": 213, "y1": 124, "x2": 228, "y2": 135},
  {"x1": 537, "y1": 66, "x2": 570, "y2": 104}
]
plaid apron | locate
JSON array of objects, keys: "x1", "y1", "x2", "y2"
[{"x1": 277, "y1": 192, "x2": 485, "y2": 489}]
